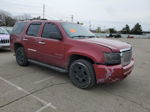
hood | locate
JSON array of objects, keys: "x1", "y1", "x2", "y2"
[
  {"x1": 0, "y1": 34, "x2": 10, "y2": 40},
  {"x1": 78, "y1": 38, "x2": 131, "y2": 52}
]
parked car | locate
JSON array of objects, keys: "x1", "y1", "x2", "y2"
[
  {"x1": 1, "y1": 26, "x2": 13, "y2": 34},
  {"x1": 106, "y1": 33, "x2": 113, "y2": 38},
  {"x1": 114, "y1": 33, "x2": 122, "y2": 38},
  {"x1": 10, "y1": 20, "x2": 134, "y2": 89},
  {"x1": 0, "y1": 27, "x2": 10, "y2": 49},
  {"x1": 106, "y1": 33, "x2": 121, "y2": 38},
  {"x1": 127, "y1": 35, "x2": 134, "y2": 38}
]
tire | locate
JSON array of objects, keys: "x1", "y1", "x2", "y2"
[
  {"x1": 16, "y1": 47, "x2": 29, "y2": 66},
  {"x1": 69, "y1": 59, "x2": 96, "y2": 89}
]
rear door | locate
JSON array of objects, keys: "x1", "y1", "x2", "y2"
[
  {"x1": 38, "y1": 22, "x2": 65, "y2": 67},
  {"x1": 23, "y1": 22, "x2": 41, "y2": 60}
]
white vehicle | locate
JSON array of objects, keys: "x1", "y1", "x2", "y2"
[{"x1": 0, "y1": 27, "x2": 10, "y2": 49}]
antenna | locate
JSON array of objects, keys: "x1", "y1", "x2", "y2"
[{"x1": 43, "y1": 4, "x2": 45, "y2": 19}]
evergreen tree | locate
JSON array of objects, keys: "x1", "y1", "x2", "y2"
[
  {"x1": 109, "y1": 28, "x2": 117, "y2": 33},
  {"x1": 131, "y1": 23, "x2": 143, "y2": 35},
  {"x1": 121, "y1": 24, "x2": 130, "y2": 34}
]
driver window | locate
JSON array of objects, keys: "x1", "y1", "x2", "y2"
[{"x1": 42, "y1": 23, "x2": 61, "y2": 39}]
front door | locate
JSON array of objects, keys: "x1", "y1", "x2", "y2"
[{"x1": 38, "y1": 23, "x2": 65, "y2": 67}]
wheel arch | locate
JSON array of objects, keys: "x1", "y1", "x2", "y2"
[
  {"x1": 14, "y1": 43, "x2": 24, "y2": 52},
  {"x1": 67, "y1": 54, "x2": 95, "y2": 69}
]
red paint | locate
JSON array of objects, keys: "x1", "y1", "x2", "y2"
[
  {"x1": 10, "y1": 20, "x2": 134, "y2": 84},
  {"x1": 94, "y1": 60, "x2": 134, "y2": 83},
  {"x1": 127, "y1": 35, "x2": 134, "y2": 38}
]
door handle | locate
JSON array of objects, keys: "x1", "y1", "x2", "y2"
[
  {"x1": 38, "y1": 41, "x2": 46, "y2": 45},
  {"x1": 23, "y1": 38, "x2": 28, "y2": 41}
]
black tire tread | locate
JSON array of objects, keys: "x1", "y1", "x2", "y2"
[
  {"x1": 16, "y1": 47, "x2": 29, "y2": 66},
  {"x1": 69, "y1": 59, "x2": 96, "y2": 89}
]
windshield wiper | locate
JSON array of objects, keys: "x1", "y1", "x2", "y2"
[
  {"x1": 71, "y1": 35, "x2": 95, "y2": 39},
  {"x1": 71, "y1": 35, "x2": 87, "y2": 39},
  {"x1": 87, "y1": 36, "x2": 96, "y2": 38}
]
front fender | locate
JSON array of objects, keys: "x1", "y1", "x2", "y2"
[{"x1": 66, "y1": 45, "x2": 110, "y2": 64}]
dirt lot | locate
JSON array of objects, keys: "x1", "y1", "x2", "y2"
[{"x1": 0, "y1": 38, "x2": 150, "y2": 112}]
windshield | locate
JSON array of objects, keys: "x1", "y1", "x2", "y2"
[
  {"x1": 0, "y1": 27, "x2": 9, "y2": 35},
  {"x1": 61, "y1": 23, "x2": 95, "y2": 39}
]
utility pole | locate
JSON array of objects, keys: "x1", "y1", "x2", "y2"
[
  {"x1": 71, "y1": 15, "x2": 74, "y2": 22},
  {"x1": 43, "y1": 4, "x2": 45, "y2": 19},
  {"x1": 89, "y1": 21, "x2": 92, "y2": 30}
]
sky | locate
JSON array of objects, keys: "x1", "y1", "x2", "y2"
[{"x1": 0, "y1": 0, "x2": 150, "y2": 30}]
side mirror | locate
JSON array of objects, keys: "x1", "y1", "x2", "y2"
[{"x1": 50, "y1": 32, "x2": 62, "y2": 40}]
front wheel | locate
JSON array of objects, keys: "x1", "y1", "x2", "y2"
[
  {"x1": 16, "y1": 47, "x2": 29, "y2": 66},
  {"x1": 69, "y1": 59, "x2": 96, "y2": 89}
]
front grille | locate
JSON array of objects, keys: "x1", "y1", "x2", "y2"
[
  {"x1": 0, "y1": 39, "x2": 10, "y2": 44},
  {"x1": 121, "y1": 49, "x2": 132, "y2": 66}
]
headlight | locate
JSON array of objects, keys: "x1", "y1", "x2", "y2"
[{"x1": 104, "y1": 52, "x2": 121, "y2": 65}]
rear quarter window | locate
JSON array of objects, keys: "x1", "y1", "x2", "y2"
[{"x1": 11, "y1": 22, "x2": 27, "y2": 35}]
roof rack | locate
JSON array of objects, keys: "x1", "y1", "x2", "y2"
[
  {"x1": 40, "y1": 19, "x2": 47, "y2": 20},
  {"x1": 27, "y1": 19, "x2": 48, "y2": 21},
  {"x1": 18, "y1": 19, "x2": 48, "y2": 21}
]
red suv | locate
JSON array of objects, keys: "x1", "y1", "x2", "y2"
[{"x1": 10, "y1": 20, "x2": 134, "y2": 89}]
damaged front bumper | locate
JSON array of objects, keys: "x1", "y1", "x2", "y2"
[{"x1": 93, "y1": 60, "x2": 134, "y2": 83}]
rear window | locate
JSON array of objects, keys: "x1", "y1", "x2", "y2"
[
  {"x1": 11, "y1": 22, "x2": 27, "y2": 35},
  {"x1": 26, "y1": 23, "x2": 41, "y2": 37}
]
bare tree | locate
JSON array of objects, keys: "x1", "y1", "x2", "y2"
[
  {"x1": 14, "y1": 14, "x2": 32, "y2": 20},
  {"x1": 0, "y1": 9, "x2": 16, "y2": 26}
]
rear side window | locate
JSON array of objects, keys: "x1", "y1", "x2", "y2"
[
  {"x1": 42, "y1": 23, "x2": 61, "y2": 38},
  {"x1": 27, "y1": 23, "x2": 41, "y2": 37},
  {"x1": 11, "y1": 22, "x2": 27, "y2": 35}
]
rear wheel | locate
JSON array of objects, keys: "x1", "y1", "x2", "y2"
[
  {"x1": 69, "y1": 59, "x2": 95, "y2": 89},
  {"x1": 16, "y1": 47, "x2": 29, "y2": 66}
]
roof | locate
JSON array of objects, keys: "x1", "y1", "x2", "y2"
[{"x1": 18, "y1": 19, "x2": 73, "y2": 24}]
